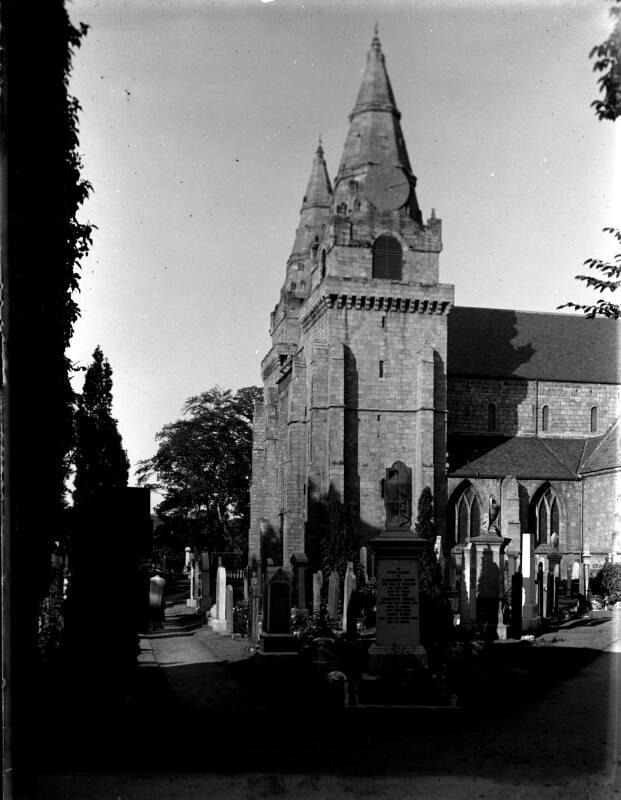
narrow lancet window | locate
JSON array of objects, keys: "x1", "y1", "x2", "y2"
[{"x1": 487, "y1": 402, "x2": 497, "y2": 432}]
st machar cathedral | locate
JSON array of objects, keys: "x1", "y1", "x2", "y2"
[{"x1": 249, "y1": 30, "x2": 620, "y2": 589}]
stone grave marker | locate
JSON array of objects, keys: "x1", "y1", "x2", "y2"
[
  {"x1": 327, "y1": 571, "x2": 341, "y2": 620},
  {"x1": 225, "y1": 585, "x2": 234, "y2": 635},
  {"x1": 209, "y1": 558, "x2": 228, "y2": 632},
  {"x1": 260, "y1": 567, "x2": 297, "y2": 653},
  {"x1": 342, "y1": 562, "x2": 356, "y2": 632},
  {"x1": 290, "y1": 552, "x2": 309, "y2": 611},
  {"x1": 312, "y1": 571, "x2": 323, "y2": 615},
  {"x1": 359, "y1": 546, "x2": 368, "y2": 583}
]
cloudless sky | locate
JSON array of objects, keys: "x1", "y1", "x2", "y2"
[{"x1": 67, "y1": 0, "x2": 618, "y2": 498}]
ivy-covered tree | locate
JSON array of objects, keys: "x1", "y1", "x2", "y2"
[
  {"x1": 2, "y1": 1, "x2": 93, "y2": 791},
  {"x1": 73, "y1": 346, "x2": 130, "y2": 507},
  {"x1": 137, "y1": 385, "x2": 262, "y2": 554}
]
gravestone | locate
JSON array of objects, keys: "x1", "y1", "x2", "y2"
[
  {"x1": 209, "y1": 558, "x2": 228, "y2": 632},
  {"x1": 496, "y1": 601, "x2": 508, "y2": 640},
  {"x1": 342, "y1": 562, "x2": 356, "y2": 632},
  {"x1": 369, "y1": 461, "x2": 428, "y2": 671},
  {"x1": 187, "y1": 557, "x2": 199, "y2": 608},
  {"x1": 290, "y1": 552, "x2": 309, "y2": 611},
  {"x1": 359, "y1": 546, "x2": 368, "y2": 583},
  {"x1": 248, "y1": 574, "x2": 261, "y2": 645},
  {"x1": 200, "y1": 551, "x2": 210, "y2": 613},
  {"x1": 327, "y1": 571, "x2": 341, "y2": 620},
  {"x1": 260, "y1": 568, "x2": 297, "y2": 653},
  {"x1": 225, "y1": 585, "x2": 234, "y2": 635},
  {"x1": 184, "y1": 546, "x2": 191, "y2": 572},
  {"x1": 312, "y1": 571, "x2": 323, "y2": 615},
  {"x1": 571, "y1": 561, "x2": 581, "y2": 597},
  {"x1": 521, "y1": 533, "x2": 540, "y2": 632}
]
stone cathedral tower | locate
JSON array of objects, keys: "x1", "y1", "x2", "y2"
[{"x1": 249, "y1": 31, "x2": 454, "y2": 566}]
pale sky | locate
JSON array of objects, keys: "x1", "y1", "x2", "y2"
[{"x1": 67, "y1": 0, "x2": 618, "y2": 495}]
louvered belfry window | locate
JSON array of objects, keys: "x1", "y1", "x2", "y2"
[{"x1": 372, "y1": 235, "x2": 402, "y2": 280}]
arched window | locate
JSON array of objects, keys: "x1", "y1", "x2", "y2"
[
  {"x1": 530, "y1": 484, "x2": 560, "y2": 547},
  {"x1": 321, "y1": 250, "x2": 326, "y2": 279},
  {"x1": 372, "y1": 235, "x2": 402, "y2": 280},
  {"x1": 487, "y1": 402, "x2": 497, "y2": 432},
  {"x1": 541, "y1": 405, "x2": 550, "y2": 432},
  {"x1": 591, "y1": 406, "x2": 598, "y2": 433},
  {"x1": 450, "y1": 483, "x2": 482, "y2": 546}
]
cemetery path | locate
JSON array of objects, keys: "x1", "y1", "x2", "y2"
[{"x1": 32, "y1": 608, "x2": 621, "y2": 800}]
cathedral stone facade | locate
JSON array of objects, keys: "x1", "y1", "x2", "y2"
[{"x1": 249, "y1": 32, "x2": 620, "y2": 578}]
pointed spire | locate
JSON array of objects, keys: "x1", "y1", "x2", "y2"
[
  {"x1": 349, "y1": 26, "x2": 399, "y2": 122},
  {"x1": 301, "y1": 136, "x2": 333, "y2": 212},
  {"x1": 335, "y1": 30, "x2": 416, "y2": 204},
  {"x1": 289, "y1": 140, "x2": 333, "y2": 260}
]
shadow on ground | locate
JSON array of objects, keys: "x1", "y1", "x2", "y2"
[{"x1": 35, "y1": 641, "x2": 618, "y2": 784}]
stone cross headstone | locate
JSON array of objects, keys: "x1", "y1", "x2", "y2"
[
  {"x1": 342, "y1": 562, "x2": 356, "y2": 632},
  {"x1": 327, "y1": 571, "x2": 341, "y2": 620},
  {"x1": 313, "y1": 571, "x2": 323, "y2": 615},
  {"x1": 225, "y1": 585, "x2": 234, "y2": 635}
]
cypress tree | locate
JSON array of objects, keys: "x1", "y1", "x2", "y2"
[{"x1": 73, "y1": 346, "x2": 130, "y2": 507}]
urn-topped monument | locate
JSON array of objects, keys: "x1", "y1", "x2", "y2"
[{"x1": 369, "y1": 461, "x2": 429, "y2": 670}]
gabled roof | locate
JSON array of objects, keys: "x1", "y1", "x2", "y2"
[
  {"x1": 448, "y1": 435, "x2": 583, "y2": 480},
  {"x1": 448, "y1": 426, "x2": 621, "y2": 480},
  {"x1": 448, "y1": 307, "x2": 620, "y2": 384},
  {"x1": 580, "y1": 419, "x2": 621, "y2": 473}
]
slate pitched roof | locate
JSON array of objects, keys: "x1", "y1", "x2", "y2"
[
  {"x1": 448, "y1": 435, "x2": 582, "y2": 480},
  {"x1": 580, "y1": 419, "x2": 621, "y2": 473},
  {"x1": 448, "y1": 307, "x2": 620, "y2": 384},
  {"x1": 448, "y1": 426, "x2": 621, "y2": 480}
]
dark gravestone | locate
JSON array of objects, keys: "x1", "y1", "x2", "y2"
[
  {"x1": 266, "y1": 568, "x2": 290, "y2": 634},
  {"x1": 511, "y1": 572, "x2": 523, "y2": 639},
  {"x1": 537, "y1": 562, "x2": 544, "y2": 617},
  {"x1": 546, "y1": 571, "x2": 555, "y2": 618},
  {"x1": 290, "y1": 551, "x2": 309, "y2": 610},
  {"x1": 261, "y1": 568, "x2": 297, "y2": 653}
]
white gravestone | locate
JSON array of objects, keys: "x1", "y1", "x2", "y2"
[{"x1": 209, "y1": 562, "x2": 228, "y2": 632}]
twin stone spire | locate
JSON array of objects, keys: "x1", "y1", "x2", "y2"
[{"x1": 289, "y1": 29, "x2": 421, "y2": 264}]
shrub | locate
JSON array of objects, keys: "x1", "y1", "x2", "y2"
[
  {"x1": 233, "y1": 601, "x2": 248, "y2": 635},
  {"x1": 591, "y1": 563, "x2": 621, "y2": 604}
]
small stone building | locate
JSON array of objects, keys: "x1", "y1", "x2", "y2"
[{"x1": 249, "y1": 31, "x2": 620, "y2": 578}]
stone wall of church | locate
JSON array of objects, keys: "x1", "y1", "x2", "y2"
[
  {"x1": 536, "y1": 382, "x2": 620, "y2": 437},
  {"x1": 304, "y1": 301, "x2": 450, "y2": 543},
  {"x1": 582, "y1": 470, "x2": 621, "y2": 564},
  {"x1": 448, "y1": 377, "x2": 620, "y2": 438},
  {"x1": 446, "y1": 476, "x2": 583, "y2": 571},
  {"x1": 447, "y1": 378, "x2": 534, "y2": 436}
]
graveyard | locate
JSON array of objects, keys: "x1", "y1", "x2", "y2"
[{"x1": 33, "y1": 550, "x2": 620, "y2": 796}]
